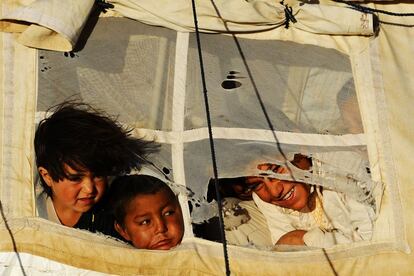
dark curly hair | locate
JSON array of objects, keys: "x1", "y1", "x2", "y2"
[{"x1": 35, "y1": 101, "x2": 159, "y2": 196}]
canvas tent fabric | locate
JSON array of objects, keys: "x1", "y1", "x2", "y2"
[
  {"x1": 0, "y1": 252, "x2": 111, "y2": 275},
  {"x1": 1, "y1": 0, "x2": 414, "y2": 275},
  {"x1": 0, "y1": 0, "x2": 376, "y2": 51}
]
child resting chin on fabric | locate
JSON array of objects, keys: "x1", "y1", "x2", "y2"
[{"x1": 109, "y1": 175, "x2": 184, "y2": 250}]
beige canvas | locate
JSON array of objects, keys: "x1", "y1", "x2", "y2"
[
  {"x1": 1, "y1": 0, "x2": 414, "y2": 275},
  {"x1": 0, "y1": 0, "x2": 375, "y2": 51}
]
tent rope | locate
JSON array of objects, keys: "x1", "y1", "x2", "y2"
[
  {"x1": 190, "y1": 1, "x2": 231, "y2": 275},
  {"x1": 0, "y1": 200, "x2": 27, "y2": 276},
  {"x1": 334, "y1": 0, "x2": 414, "y2": 16},
  {"x1": 95, "y1": 0, "x2": 114, "y2": 13},
  {"x1": 281, "y1": 1, "x2": 297, "y2": 29}
]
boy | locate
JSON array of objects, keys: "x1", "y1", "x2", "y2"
[
  {"x1": 110, "y1": 175, "x2": 184, "y2": 250},
  {"x1": 35, "y1": 101, "x2": 157, "y2": 235},
  {"x1": 243, "y1": 153, "x2": 377, "y2": 248}
]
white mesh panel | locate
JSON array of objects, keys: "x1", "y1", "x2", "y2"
[{"x1": 36, "y1": 17, "x2": 382, "y2": 250}]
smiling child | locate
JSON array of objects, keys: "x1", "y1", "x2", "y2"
[
  {"x1": 220, "y1": 153, "x2": 377, "y2": 248},
  {"x1": 110, "y1": 175, "x2": 184, "y2": 250}
]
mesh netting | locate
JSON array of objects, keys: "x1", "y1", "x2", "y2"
[{"x1": 36, "y1": 17, "x2": 381, "y2": 249}]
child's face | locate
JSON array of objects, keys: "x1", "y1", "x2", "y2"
[
  {"x1": 116, "y1": 190, "x2": 184, "y2": 250},
  {"x1": 246, "y1": 176, "x2": 310, "y2": 211},
  {"x1": 229, "y1": 155, "x2": 312, "y2": 204},
  {"x1": 245, "y1": 165, "x2": 311, "y2": 212},
  {"x1": 39, "y1": 164, "x2": 107, "y2": 221}
]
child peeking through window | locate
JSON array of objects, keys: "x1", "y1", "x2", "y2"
[
  {"x1": 242, "y1": 153, "x2": 377, "y2": 248},
  {"x1": 35, "y1": 101, "x2": 157, "y2": 234},
  {"x1": 109, "y1": 175, "x2": 184, "y2": 250}
]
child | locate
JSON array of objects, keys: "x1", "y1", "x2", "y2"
[
  {"x1": 238, "y1": 153, "x2": 377, "y2": 248},
  {"x1": 35, "y1": 101, "x2": 158, "y2": 235},
  {"x1": 109, "y1": 174, "x2": 184, "y2": 250}
]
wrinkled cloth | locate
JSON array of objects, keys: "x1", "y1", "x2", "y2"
[
  {"x1": 223, "y1": 198, "x2": 273, "y2": 248},
  {"x1": 253, "y1": 189, "x2": 376, "y2": 247},
  {"x1": 0, "y1": 0, "x2": 375, "y2": 51}
]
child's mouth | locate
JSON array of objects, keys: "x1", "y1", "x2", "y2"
[
  {"x1": 78, "y1": 196, "x2": 95, "y2": 205},
  {"x1": 279, "y1": 186, "x2": 295, "y2": 201},
  {"x1": 151, "y1": 239, "x2": 173, "y2": 250}
]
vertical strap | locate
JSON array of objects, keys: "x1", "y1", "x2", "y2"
[
  {"x1": 190, "y1": 1, "x2": 231, "y2": 275},
  {"x1": 171, "y1": 32, "x2": 193, "y2": 238}
]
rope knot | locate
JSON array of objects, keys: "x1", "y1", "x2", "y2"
[
  {"x1": 96, "y1": 0, "x2": 114, "y2": 13},
  {"x1": 280, "y1": 1, "x2": 297, "y2": 29}
]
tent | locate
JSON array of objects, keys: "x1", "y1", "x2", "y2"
[{"x1": 0, "y1": 0, "x2": 413, "y2": 274}]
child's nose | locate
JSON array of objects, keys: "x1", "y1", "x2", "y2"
[
  {"x1": 263, "y1": 179, "x2": 283, "y2": 199},
  {"x1": 81, "y1": 177, "x2": 95, "y2": 193},
  {"x1": 154, "y1": 217, "x2": 167, "y2": 234}
]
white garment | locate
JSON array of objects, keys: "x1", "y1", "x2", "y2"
[
  {"x1": 36, "y1": 193, "x2": 61, "y2": 224},
  {"x1": 223, "y1": 198, "x2": 273, "y2": 248},
  {"x1": 252, "y1": 189, "x2": 376, "y2": 248}
]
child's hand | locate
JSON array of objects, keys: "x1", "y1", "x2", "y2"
[
  {"x1": 256, "y1": 153, "x2": 312, "y2": 173},
  {"x1": 275, "y1": 230, "x2": 307, "y2": 245},
  {"x1": 256, "y1": 163, "x2": 288, "y2": 174}
]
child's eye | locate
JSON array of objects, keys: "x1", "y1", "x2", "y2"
[
  {"x1": 139, "y1": 219, "x2": 150, "y2": 225},
  {"x1": 244, "y1": 182, "x2": 262, "y2": 193},
  {"x1": 67, "y1": 176, "x2": 82, "y2": 182},
  {"x1": 164, "y1": 210, "x2": 175, "y2": 216}
]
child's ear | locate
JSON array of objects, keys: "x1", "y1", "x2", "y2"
[
  {"x1": 38, "y1": 167, "x2": 53, "y2": 187},
  {"x1": 114, "y1": 222, "x2": 131, "y2": 241}
]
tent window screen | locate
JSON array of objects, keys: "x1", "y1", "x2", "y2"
[
  {"x1": 185, "y1": 35, "x2": 363, "y2": 134},
  {"x1": 37, "y1": 18, "x2": 176, "y2": 131},
  {"x1": 35, "y1": 17, "x2": 384, "y2": 250},
  {"x1": 184, "y1": 33, "x2": 382, "y2": 249}
]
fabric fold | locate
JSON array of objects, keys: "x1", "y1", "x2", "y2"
[
  {"x1": 109, "y1": 1, "x2": 375, "y2": 35},
  {"x1": 0, "y1": 0, "x2": 95, "y2": 51},
  {"x1": 0, "y1": 0, "x2": 375, "y2": 51}
]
